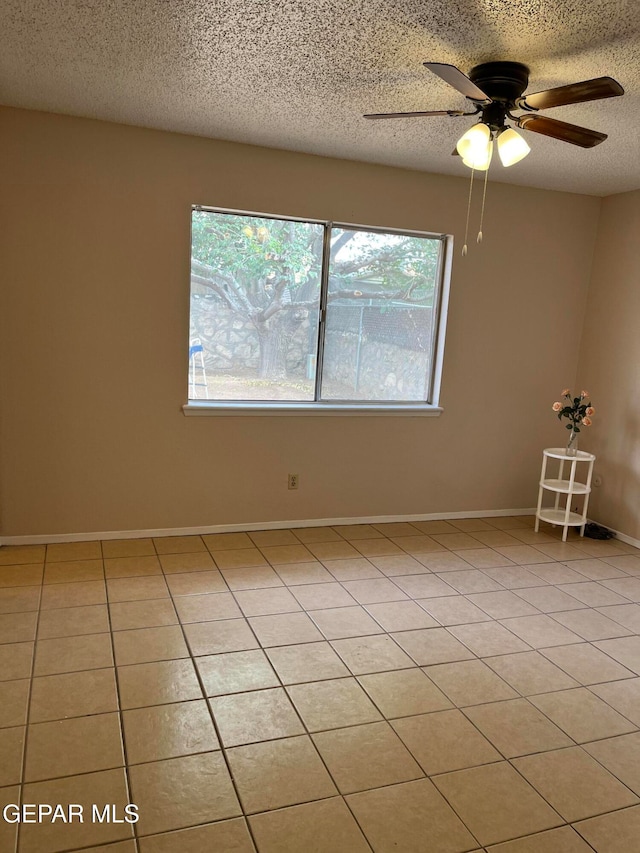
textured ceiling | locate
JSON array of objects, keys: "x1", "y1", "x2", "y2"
[{"x1": 1, "y1": 0, "x2": 639, "y2": 195}]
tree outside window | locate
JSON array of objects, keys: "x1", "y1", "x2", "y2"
[{"x1": 189, "y1": 209, "x2": 446, "y2": 404}]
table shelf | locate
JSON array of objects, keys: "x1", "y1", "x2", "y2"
[
  {"x1": 537, "y1": 508, "x2": 585, "y2": 527},
  {"x1": 535, "y1": 448, "x2": 595, "y2": 541},
  {"x1": 540, "y1": 478, "x2": 591, "y2": 495},
  {"x1": 541, "y1": 448, "x2": 595, "y2": 462}
]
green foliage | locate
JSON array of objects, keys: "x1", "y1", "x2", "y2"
[
  {"x1": 191, "y1": 211, "x2": 441, "y2": 313},
  {"x1": 328, "y1": 228, "x2": 440, "y2": 301},
  {"x1": 191, "y1": 211, "x2": 324, "y2": 308},
  {"x1": 554, "y1": 390, "x2": 593, "y2": 433}
]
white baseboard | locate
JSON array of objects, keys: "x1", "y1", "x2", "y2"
[
  {"x1": 603, "y1": 525, "x2": 640, "y2": 550},
  {"x1": 0, "y1": 507, "x2": 538, "y2": 546}
]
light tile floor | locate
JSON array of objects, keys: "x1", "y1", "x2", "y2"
[{"x1": 1, "y1": 517, "x2": 640, "y2": 852}]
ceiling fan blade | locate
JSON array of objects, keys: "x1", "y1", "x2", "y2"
[
  {"x1": 519, "y1": 76, "x2": 624, "y2": 111},
  {"x1": 364, "y1": 109, "x2": 465, "y2": 119},
  {"x1": 518, "y1": 114, "x2": 607, "y2": 147},
  {"x1": 423, "y1": 62, "x2": 491, "y2": 103}
]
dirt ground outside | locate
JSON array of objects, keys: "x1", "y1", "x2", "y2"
[{"x1": 188, "y1": 373, "x2": 400, "y2": 402}]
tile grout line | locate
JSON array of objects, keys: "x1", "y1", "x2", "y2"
[
  {"x1": 1, "y1": 526, "x2": 640, "y2": 851},
  {"x1": 160, "y1": 552, "x2": 264, "y2": 853},
  {"x1": 166, "y1": 536, "x2": 399, "y2": 850},
  {"x1": 167, "y1": 538, "x2": 519, "y2": 849},
  {"x1": 104, "y1": 544, "x2": 140, "y2": 853},
  {"x1": 13, "y1": 568, "x2": 44, "y2": 853},
  {"x1": 211, "y1": 592, "x2": 381, "y2": 851},
  {"x1": 213, "y1": 532, "x2": 640, "y2": 842}
]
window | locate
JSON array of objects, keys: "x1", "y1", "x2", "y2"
[{"x1": 187, "y1": 207, "x2": 451, "y2": 411}]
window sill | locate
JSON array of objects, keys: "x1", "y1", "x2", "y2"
[{"x1": 183, "y1": 402, "x2": 444, "y2": 417}]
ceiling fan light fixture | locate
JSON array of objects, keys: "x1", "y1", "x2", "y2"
[
  {"x1": 456, "y1": 122, "x2": 491, "y2": 162},
  {"x1": 461, "y1": 145, "x2": 493, "y2": 171},
  {"x1": 461, "y1": 136, "x2": 493, "y2": 171},
  {"x1": 497, "y1": 127, "x2": 531, "y2": 166}
]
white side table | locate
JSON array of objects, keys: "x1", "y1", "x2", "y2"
[{"x1": 535, "y1": 447, "x2": 596, "y2": 542}]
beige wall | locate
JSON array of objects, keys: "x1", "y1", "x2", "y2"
[
  {"x1": 577, "y1": 189, "x2": 640, "y2": 542},
  {"x1": 0, "y1": 107, "x2": 601, "y2": 537}
]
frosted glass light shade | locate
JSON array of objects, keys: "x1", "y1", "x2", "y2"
[
  {"x1": 457, "y1": 123, "x2": 490, "y2": 157},
  {"x1": 457, "y1": 123, "x2": 493, "y2": 170},
  {"x1": 497, "y1": 127, "x2": 531, "y2": 166},
  {"x1": 462, "y1": 140, "x2": 493, "y2": 171}
]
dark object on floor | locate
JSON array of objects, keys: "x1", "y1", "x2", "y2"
[{"x1": 584, "y1": 522, "x2": 614, "y2": 540}]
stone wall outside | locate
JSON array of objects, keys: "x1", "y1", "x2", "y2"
[{"x1": 190, "y1": 294, "x2": 433, "y2": 397}]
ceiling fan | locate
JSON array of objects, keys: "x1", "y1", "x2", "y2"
[{"x1": 365, "y1": 61, "x2": 624, "y2": 168}]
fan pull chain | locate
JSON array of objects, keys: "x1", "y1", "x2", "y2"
[
  {"x1": 462, "y1": 166, "x2": 475, "y2": 257},
  {"x1": 477, "y1": 162, "x2": 490, "y2": 244}
]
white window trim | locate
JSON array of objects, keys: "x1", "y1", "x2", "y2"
[
  {"x1": 185, "y1": 208, "x2": 454, "y2": 415},
  {"x1": 182, "y1": 402, "x2": 444, "y2": 416}
]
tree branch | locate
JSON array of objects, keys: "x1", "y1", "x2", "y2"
[
  {"x1": 191, "y1": 258, "x2": 237, "y2": 291},
  {"x1": 257, "y1": 276, "x2": 289, "y2": 322},
  {"x1": 191, "y1": 273, "x2": 256, "y2": 316},
  {"x1": 331, "y1": 248, "x2": 409, "y2": 276},
  {"x1": 330, "y1": 231, "x2": 355, "y2": 256},
  {"x1": 190, "y1": 258, "x2": 254, "y2": 315},
  {"x1": 260, "y1": 301, "x2": 283, "y2": 322},
  {"x1": 328, "y1": 289, "x2": 424, "y2": 302}
]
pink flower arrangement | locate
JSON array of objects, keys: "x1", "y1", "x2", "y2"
[{"x1": 553, "y1": 389, "x2": 595, "y2": 435}]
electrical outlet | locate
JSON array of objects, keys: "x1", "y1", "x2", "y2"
[{"x1": 288, "y1": 473, "x2": 299, "y2": 490}]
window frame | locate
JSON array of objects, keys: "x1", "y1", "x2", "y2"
[{"x1": 183, "y1": 205, "x2": 453, "y2": 416}]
